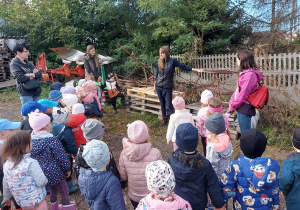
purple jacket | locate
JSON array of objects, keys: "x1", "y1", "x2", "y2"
[{"x1": 229, "y1": 69, "x2": 263, "y2": 110}]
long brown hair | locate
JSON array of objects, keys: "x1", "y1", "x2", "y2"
[
  {"x1": 86, "y1": 45, "x2": 100, "y2": 68},
  {"x1": 2, "y1": 130, "x2": 31, "y2": 169},
  {"x1": 158, "y1": 46, "x2": 170, "y2": 70},
  {"x1": 237, "y1": 50, "x2": 257, "y2": 73}
]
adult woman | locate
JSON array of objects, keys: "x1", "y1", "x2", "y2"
[
  {"x1": 154, "y1": 46, "x2": 201, "y2": 126},
  {"x1": 10, "y1": 43, "x2": 42, "y2": 105},
  {"x1": 83, "y1": 45, "x2": 102, "y2": 82},
  {"x1": 227, "y1": 50, "x2": 263, "y2": 133}
]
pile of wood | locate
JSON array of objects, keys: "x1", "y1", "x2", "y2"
[{"x1": 0, "y1": 39, "x2": 14, "y2": 82}]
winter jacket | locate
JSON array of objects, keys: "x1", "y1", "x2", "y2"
[
  {"x1": 21, "y1": 119, "x2": 33, "y2": 132},
  {"x1": 196, "y1": 107, "x2": 209, "y2": 137},
  {"x1": 10, "y1": 57, "x2": 42, "y2": 96},
  {"x1": 78, "y1": 168, "x2": 126, "y2": 210},
  {"x1": 31, "y1": 132, "x2": 71, "y2": 187},
  {"x1": 84, "y1": 54, "x2": 101, "y2": 79},
  {"x1": 3, "y1": 154, "x2": 47, "y2": 207},
  {"x1": 67, "y1": 113, "x2": 87, "y2": 147},
  {"x1": 206, "y1": 133, "x2": 233, "y2": 180},
  {"x1": 155, "y1": 57, "x2": 192, "y2": 90},
  {"x1": 105, "y1": 80, "x2": 122, "y2": 98},
  {"x1": 136, "y1": 192, "x2": 192, "y2": 210},
  {"x1": 166, "y1": 109, "x2": 195, "y2": 143},
  {"x1": 83, "y1": 103, "x2": 103, "y2": 118},
  {"x1": 229, "y1": 69, "x2": 263, "y2": 116},
  {"x1": 279, "y1": 152, "x2": 300, "y2": 210},
  {"x1": 118, "y1": 138, "x2": 162, "y2": 202},
  {"x1": 220, "y1": 155, "x2": 280, "y2": 210},
  {"x1": 168, "y1": 150, "x2": 225, "y2": 210},
  {"x1": 52, "y1": 123, "x2": 78, "y2": 156},
  {"x1": 74, "y1": 143, "x2": 122, "y2": 185}
]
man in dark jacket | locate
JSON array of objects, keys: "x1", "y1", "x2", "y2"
[
  {"x1": 168, "y1": 123, "x2": 226, "y2": 210},
  {"x1": 10, "y1": 43, "x2": 42, "y2": 105}
]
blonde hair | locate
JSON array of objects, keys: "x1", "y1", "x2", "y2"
[
  {"x1": 86, "y1": 45, "x2": 99, "y2": 68},
  {"x1": 158, "y1": 46, "x2": 170, "y2": 70},
  {"x1": 207, "y1": 132, "x2": 218, "y2": 143},
  {"x1": 77, "y1": 92, "x2": 89, "y2": 102},
  {"x1": 86, "y1": 74, "x2": 95, "y2": 81},
  {"x1": 207, "y1": 98, "x2": 223, "y2": 116}
]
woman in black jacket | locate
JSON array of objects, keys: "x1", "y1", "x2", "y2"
[{"x1": 83, "y1": 45, "x2": 102, "y2": 82}]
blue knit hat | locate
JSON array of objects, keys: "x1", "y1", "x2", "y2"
[
  {"x1": 176, "y1": 123, "x2": 198, "y2": 152},
  {"x1": 49, "y1": 90, "x2": 62, "y2": 102},
  {"x1": 50, "y1": 82, "x2": 63, "y2": 91},
  {"x1": 38, "y1": 99, "x2": 58, "y2": 108},
  {"x1": 205, "y1": 112, "x2": 226, "y2": 135},
  {"x1": 21, "y1": 101, "x2": 48, "y2": 117}
]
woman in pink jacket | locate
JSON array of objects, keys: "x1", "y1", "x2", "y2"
[
  {"x1": 136, "y1": 160, "x2": 192, "y2": 210},
  {"x1": 118, "y1": 120, "x2": 162, "y2": 209},
  {"x1": 227, "y1": 50, "x2": 263, "y2": 133}
]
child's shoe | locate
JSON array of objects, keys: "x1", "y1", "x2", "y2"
[
  {"x1": 50, "y1": 200, "x2": 59, "y2": 210},
  {"x1": 59, "y1": 201, "x2": 75, "y2": 210},
  {"x1": 159, "y1": 116, "x2": 167, "y2": 126},
  {"x1": 113, "y1": 109, "x2": 117, "y2": 114}
]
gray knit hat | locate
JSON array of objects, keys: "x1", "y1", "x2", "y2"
[
  {"x1": 81, "y1": 119, "x2": 105, "y2": 141},
  {"x1": 205, "y1": 112, "x2": 226, "y2": 135}
]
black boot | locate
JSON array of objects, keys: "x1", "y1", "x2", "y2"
[
  {"x1": 159, "y1": 116, "x2": 167, "y2": 126},
  {"x1": 121, "y1": 98, "x2": 129, "y2": 107},
  {"x1": 114, "y1": 109, "x2": 117, "y2": 114}
]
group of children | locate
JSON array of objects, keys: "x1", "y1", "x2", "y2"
[{"x1": 0, "y1": 83, "x2": 300, "y2": 209}]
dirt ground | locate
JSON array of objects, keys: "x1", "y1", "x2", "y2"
[{"x1": 0, "y1": 96, "x2": 290, "y2": 210}]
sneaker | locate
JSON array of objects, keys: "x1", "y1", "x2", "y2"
[{"x1": 114, "y1": 109, "x2": 117, "y2": 114}]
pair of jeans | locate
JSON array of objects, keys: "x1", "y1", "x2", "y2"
[
  {"x1": 237, "y1": 111, "x2": 252, "y2": 134},
  {"x1": 155, "y1": 88, "x2": 174, "y2": 117},
  {"x1": 19, "y1": 95, "x2": 40, "y2": 106}
]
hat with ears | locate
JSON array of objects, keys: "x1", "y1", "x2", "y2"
[
  {"x1": 81, "y1": 119, "x2": 105, "y2": 141},
  {"x1": 176, "y1": 123, "x2": 198, "y2": 152},
  {"x1": 292, "y1": 127, "x2": 300, "y2": 150},
  {"x1": 60, "y1": 86, "x2": 75, "y2": 94},
  {"x1": 72, "y1": 103, "x2": 85, "y2": 114},
  {"x1": 127, "y1": 120, "x2": 149, "y2": 144},
  {"x1": 62, "y1": 94, "x2": 78, "y2": 107},
  {"x1": 49, "y1": 90, "x2": 62, "y2": 102},
  {"x1": 28, "y1": 110, "x2": 51, "y2": 132},
  {"x1": 201, "y1": 90, "x2": 213, "y2": 105},
  {"x1": 52, "y1": 107, "x2": 70, "y2": 124},
  {"x1": 107, "y1": 73, "x2": 114, "y2": 80},
  {"x1": 205, "y1": 112, "x2": 226, "y2": 135},
  {"x1": 172, "y1": 96, "x2": 185, "y2": 110}
]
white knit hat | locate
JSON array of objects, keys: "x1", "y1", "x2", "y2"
[
  {"x1": 78, "y1": 79, "x2": 86, "y2": 86},
  {"x1": 62, "y1": 94, "x2": 78, "y2": 108},
  {"x1": 72, "y1": 103, "x2": 85, "y2": 114},
  {"x1": 201, "y1": 90, "x2": 213, "y2": 105}
]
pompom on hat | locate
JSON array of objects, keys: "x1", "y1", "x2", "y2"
[
  {"x1": 201, "y1": 89, "x2": 213, "y2": 105},
  {"x1": 127, "y1": 120, "x2": 149, "y2": 144},
  {"x1": 172, "y1": 96, "x2": 185, "y2": 110}
]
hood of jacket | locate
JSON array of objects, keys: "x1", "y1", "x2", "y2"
[
  {"x1": 210, "y1": 134, "x2": 233, "y2": 157},
  {"x1": 31, "y1": 132, "x2": 54, "y2": 155},
  {"x1": 51, "y1": 123, "x2": 65, "y2": 137},
  {"x1": 285, "y1": 152, "x2": 300, "y2": 176},
  {"x1": 122, "y1": 138, "x2": 152, "y2": 162},
  {"x1": 240, "y1": 69, "x2": 263, "y2": 83},
  {"x1": 68, "y1": 113, "x2": 86, "y2": 128}
]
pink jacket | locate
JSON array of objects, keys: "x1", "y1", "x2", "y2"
[
  {"x1": 136, "y1": 192, "x2": 192, "y2": 210},
  {"x1": 196, "y1": 107, "x2": 209, "y2": 136},
  {"x1": 229, "y1": 69, "x2": 263, "y2": 110},
  {"x1": 118, "y1": 138, "x2": 162, "y2": 202}
]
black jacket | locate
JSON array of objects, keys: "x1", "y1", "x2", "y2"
[
  {"x1": 83, "y1": 103, "x2": 103, "y2": 118},
  {"x1": 10, "y1": 57, "x2": 42, "y2": 96}
]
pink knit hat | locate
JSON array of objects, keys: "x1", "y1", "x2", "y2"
[
  {"x1": 127, "y1": 120, "x2": 149, "y2": 144},
  {"x1": 172, "y1": 96, "x2": 185, "y2": 110},
  {"x1": 83, "y1": 93, "x2": 93, "y2": 103},
  {"x1": 28, "y1": 110, "x2": 51, "y2": 132},
  {"x1": 201, "y1": 90, "x2": 213, "y2": 105}
]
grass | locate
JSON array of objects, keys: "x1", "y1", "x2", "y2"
[{"x1": 0, "y1": 86, "x2": 18, "y2": 102}]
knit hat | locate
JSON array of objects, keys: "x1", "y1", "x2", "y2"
[
  {"x1": 72, "y1": 103, "x2": 85, "y2": 114},
  {"x1": 62, "y1": 94, "x2": 78, "y2": 107},
  {"x1": 292, "y1": 127, "x2": 300, "y2": 150},
  {"x1": 52, "y1": 107, "x2": 70, "y2": 124},
  {"x1": 205, "y1": 113, "x2": 226, "y2": 135},
  {"x1": 60, "y1": 86, "x2": 75, "y2": 94},
  {"x1": 146, "y1": 160, "x2": 175, "y2": 199},
  {"x1": 201, "y1": 90, "x2": 213, "y2": 105},
  {"x1": 50, "y1": 82, "x2": 63, "y2": 91},
  {"x1": 240, "y1": 128, "x2": 267, "y2": 159},
  {"x1": 38, "y1": 99, "x2": 58, "y2": 108},
  {"x1": 28, "y1": 110, "x2": 51, "y2": 132},
  {"x1": 82, "y1": 93, "x2": 93, "y2": 103},
  {"x1": 107, "y1": 73, "x2": 114, "y2": 80},
  {"x1": 176, "y1": 123, "x2": 198, "y2": 152},
  {"x1": 127, "y1": 120, "x2": 148, "y2": 144},
  {"x1": 0, "y1": 119, "x2": 21, "y2": 132},
  {"x1": 49, "y1": 90, "x2": 62, "y2": 102},
  {"x1": 78, "y1": 79, "x2": 86, "y2": 86},
  {"x1": 172, "y1": 96, "x2": 185, "y2": 110},
  {"x1": 82, "y1": 140, "x2": 109, "y2": 171},
  {"x1": 82, "y1": 119, "x2": 105, "y2": 141},
  {"x1": 21, "y1": 101, "x2": 48, "y2": 117}
]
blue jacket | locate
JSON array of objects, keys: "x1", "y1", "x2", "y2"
[
  {"x1": 168, "y1": 150, "x2": 225, "y2": 210},
  {"x1": 220, "y1": 156, "x2": 280, "y2": 210},
  {"x1": 279, "y1": 152, "x2": 300, "y2": 210},
  {"x1": 78, "y1": 168, "x2": 126, "y2": 210}
]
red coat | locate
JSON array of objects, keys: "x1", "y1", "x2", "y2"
[{"x1": 68, "y1": 113, "x2": 87, "y2": 147}]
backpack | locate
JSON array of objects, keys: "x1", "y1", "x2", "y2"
[{"x1": 247, "y1": 83, "x2": 269, "y2": 109}]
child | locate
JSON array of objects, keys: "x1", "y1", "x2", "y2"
[
  {"x1": 220, "y1": 128, "x2": 280, "y2": 210},
  {"x1": 1, "y1": 130, "x2": 48, "y2": 210},
  {"x1": 196, "y1": 89, "x2": 213, "y2": 156},
  {"x1": 105, "y1": 72, "x2": 128, "y2": 114},
  {"x1": 118, "y1": 120, "x2": 162, "y2": 209},
  {"x1": 205, "y1": 113, "x2": 233, "y2": 180},
  {"x1": 207, "y1": 98, "x2": 230, "y2": 131},
  {"x1": 51, "y1": 82, "x2": 63, "y2": 91},
  {"x1": 78, "y1": 140, "x2": 126, "y2": 210},
  {"x1": 49, "y1": 90, "x2": 65, "y2": 108},
  {"x1": 82, "y1": 103, "x2": 103, "y2": 119},
  {"x1": 51, "y1": 107, "x2": 79, "y2": 194},
  {"x1": 166, "y1": 96, "x2": 194, "y2": 151},
  {"x1": 21, "y1": 101, "x2": 48, "y2": 131},
  {"x1": 75, "y1": 119, "x2": 121, "y2": 185},
  {"x1": 82, "y1": 93, "x2": 102, "y2": 113},
  {"x1": 279, "y1": 127, "x2": 300, "y2": 209},
  {"x1": 38, "y1": 99, "x2": 58, "y2": 122},
  {"x1": 68, "y1": 103, "x2": 87, "y2": 147},
  {"x1": 168, "y1": 123, "x2": 225, "y2": 210},
  {"x1": 136, "y1": 160, "x2": 192, "y2": 210},
  {"x1": 28, "y1": 110, "x2": 75, "y2": 210}
]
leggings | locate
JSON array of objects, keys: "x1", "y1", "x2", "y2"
[{"x1": 49, "y1": 180, "x2": 70, "y2": 205}]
